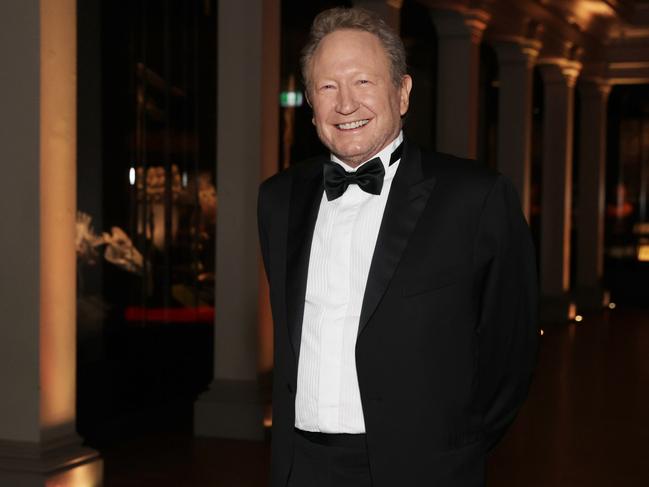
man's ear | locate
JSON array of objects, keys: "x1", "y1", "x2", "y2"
[
  {"x1": 399, "y1": 74, "x2": 413, "y2": 116},
  {"x1": 304, "y1": 89, "x2": 315, "y2": 124}
]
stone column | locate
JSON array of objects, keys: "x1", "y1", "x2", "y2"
[
  {"x1": 537, "y1": 59, "x2": 581, "y2": 322},
  {"x1": 430, "y1": 8, "x2": 490, "y2": 159},
  {"x1": 493, "y1": 38, "x2": 541, "y2": 221},
  {"x1": 259, "y1": 0, "x2": 281, "y2": 427},
  {"x1": 352, "y1": 0, "x2": 403, "y2": 33},
  {"x1": 575, "y1": 79, "x2": 611, "y2": 311},
  {"x1": 194, "y1": 0, "x2": 280, "y2": 441},
  {"x1": 0, "y1": 0, "x2": 101, "y2": 484}
]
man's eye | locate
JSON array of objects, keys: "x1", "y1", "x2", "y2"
[
  {"x1": 320, "y1": 84, "x2": 335, "y2": 90},
  {"x1": 358, "y1": 79, "x2": 370, "y2": 85}
]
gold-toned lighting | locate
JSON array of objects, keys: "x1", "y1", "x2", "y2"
[
  {"x1": 46, "y1": 457, "x2": 103, "y2": 486},
  {"x1": 570, "y1": 0, "x2": 615, "y2": 30},
  {"x1": 574, "y1": 315, "x2": 583, "y2": 323},
  {"x1": 637, "y1": 244, "x2": 649, "y2": 262},
  {"x1": 578, "y1": 0, "x2": 615, "y2": 17},
  {"x1": 608, "y1": 302, "x2": 617, "y2": 310},
  {"x1": 40, "y1": 0, "x2": 77, "y2": 434}
]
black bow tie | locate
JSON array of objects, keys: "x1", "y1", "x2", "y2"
[{"x1": 323, "y1": 143, "x2": 403, "y2": 201}]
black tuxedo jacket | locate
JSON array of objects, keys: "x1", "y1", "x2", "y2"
[{"x1": 258, "y1": 140, "x2": 538, "y2": 487}]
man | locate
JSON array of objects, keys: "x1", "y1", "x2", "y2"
[{"x1": 258, "y1": 7, "x2": 538, "y2": 487}]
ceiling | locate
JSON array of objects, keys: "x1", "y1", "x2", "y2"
[{"x1": 419, "y1": 0, "x2": 649, "y2": 82}]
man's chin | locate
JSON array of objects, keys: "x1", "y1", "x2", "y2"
[{"x1": 329, "y1": 145, "x2": 375, "y2": 166}]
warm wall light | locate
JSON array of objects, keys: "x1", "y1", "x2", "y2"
[
  {"x1": 608, "y1": 302, "x2": 617, "y2": 310},
  {"x1": 575, "y1": 315, "x2": 583, "y2": 323},
  {"x1": 570, "y1": 0, "x2": 615, "y2": 31},
  {"x1": 40, "y1": 0, "x2": 77, "y2": 435},
  {"x1": 637, "y1": 244, "x2": 649, "y2": 262},
  {"x1": 129, "y1": 167, "x2": 136, "y2": 185},
  {"x1": 579, "y1": 0, "x2": 615, "y2": 16}
]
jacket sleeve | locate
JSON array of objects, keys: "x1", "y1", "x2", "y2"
[{"x1": 473, "y1": 174, "x2": 539, "y2": 452}]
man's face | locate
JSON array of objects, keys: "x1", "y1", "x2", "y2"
[{"x1": 307, "y1": 29, "x2": 412, "y2": 167}]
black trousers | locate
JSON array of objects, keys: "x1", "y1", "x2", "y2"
[{"x1": 287, "y1": 429, "x2": 373, "y2": 487}]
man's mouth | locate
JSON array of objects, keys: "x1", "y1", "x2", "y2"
[{"x1": 336, "y1": 119, "x2": 369, "y2": 130}]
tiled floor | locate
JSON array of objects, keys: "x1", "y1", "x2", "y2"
[{"x1": 102, "y1": 307, "x2": 649, "y2": 486}]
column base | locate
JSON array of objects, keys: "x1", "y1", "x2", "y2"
[
  {"x1": 574, "y1": 285, "x2": 609, "y2": 312},
  {"x1": 194, "y1": 379, "x2": 264, "y2": 441},
  {"x1": 0, "y1": 434, "x2": 101, "y2": 486},
  {"x1": 540, "y1": 292, "x2": 574, "y2": 324},
  {"x1": 0, "y1": 457, "x2": 102, "y2": 487}
]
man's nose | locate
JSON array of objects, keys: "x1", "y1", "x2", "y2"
[{"x1": 335, "y1": 86, "x2": 358, "y2": 115}]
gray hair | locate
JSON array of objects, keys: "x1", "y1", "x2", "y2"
[{"x1": 300, "y1": 7, "x2": 407, "y2": 93}]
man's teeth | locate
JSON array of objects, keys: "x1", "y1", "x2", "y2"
[{"x1": 337, "y1": 119, "x2": 369, "y2": 130}]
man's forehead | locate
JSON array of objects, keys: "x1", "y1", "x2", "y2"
[{"x1": 312, "y1": 30, "x2": 387, "y2": 68}]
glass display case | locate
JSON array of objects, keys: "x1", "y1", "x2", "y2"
[{"x1": 76, "y1": 0, "x2": 217, "y2": 441}]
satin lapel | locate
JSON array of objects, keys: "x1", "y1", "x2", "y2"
[
  {"x1": 286, "y1": 161, "x2": 324, "y2": 362},
  {"x1": 358, "y1": 142, "x2": 436, "y2": 336}
]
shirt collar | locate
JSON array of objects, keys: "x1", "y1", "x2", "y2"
[{"x1": 331, "y1": 131, "x2": 404, "y2": 173}]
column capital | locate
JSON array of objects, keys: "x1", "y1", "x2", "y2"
[
  {"x1": 579, "y1": 61, "x2": 614, "y2": 96},
  {"x1": 492, "y1": 37, "x2": 542, "y2": 68},
  {"x1": 429, "y1": 8, "x2": 491, "y2": 44},
  {"x1": 538, "y1": 58, "x2": 582, "y2": 87},
  {"x1": 578, "y1": 78, "x2": 612, "y2": 100}
]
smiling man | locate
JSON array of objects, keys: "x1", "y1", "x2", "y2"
[
  {"x1": 258, "y1": 7, "x2": 538, "y2": 487},
  {"x1": 307, "y1": 26, "x2": 411, "y2": 167}
]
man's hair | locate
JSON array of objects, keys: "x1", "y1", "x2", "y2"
[{"x1": 300, "y1": 7, "x2": 407, "y2": 93}]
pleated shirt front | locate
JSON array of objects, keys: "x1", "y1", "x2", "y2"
[{"x1": 295, "y1": 132, "x2": 403, "y2": 434}]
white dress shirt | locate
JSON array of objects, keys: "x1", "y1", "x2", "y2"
[{"x1": 295, "y1": 132, "x2": 404, "y2": 433}]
